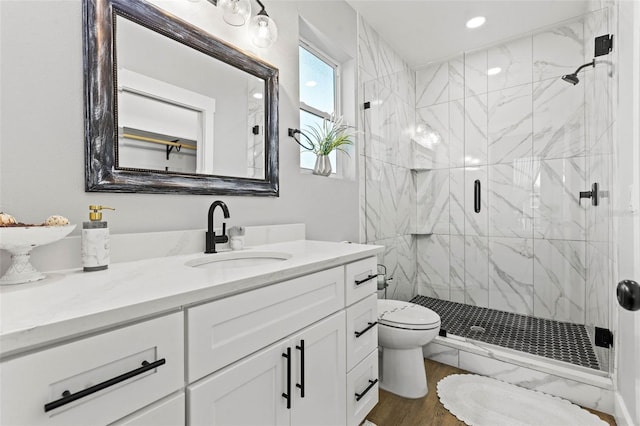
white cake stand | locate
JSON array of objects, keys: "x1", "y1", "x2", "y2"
[{"x1": 0, "y1": 225, "x2": 76, "y2": 285}]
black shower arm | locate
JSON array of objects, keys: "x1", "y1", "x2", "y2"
[{"x1": 573, "y1": 60, "x2": 596, "y2": 75}]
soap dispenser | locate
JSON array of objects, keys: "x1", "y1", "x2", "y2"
[{"x1": 82, "y1": 205, "x2": 115, "y2": 272}]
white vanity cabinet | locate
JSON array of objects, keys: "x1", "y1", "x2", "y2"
[
  {"x1": 186, "y1": 256, "x2": 380, "y2": 426},
  {"x1": 0, "y1": 312, "x2": 184, "y2": 426},
  {"x1": 0, "y1": 243, "x2": 383, "y2": 426},
  {"x1": 188, "y1": 312, "x2": 346, "y2": 426}
]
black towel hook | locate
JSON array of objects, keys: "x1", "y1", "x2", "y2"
[{"x1": 287, "y1": 128, "x2": 314, "y2": 151}]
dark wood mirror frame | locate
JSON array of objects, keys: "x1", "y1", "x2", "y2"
[{"x1": 83, "y1": 0, "x2": 279, "y2": 196}]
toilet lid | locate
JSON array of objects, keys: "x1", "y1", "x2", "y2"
[{"x1": 378, "y1": 299, "x2": 441, "y2": 330}]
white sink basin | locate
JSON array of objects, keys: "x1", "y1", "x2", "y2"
[{"x1": 185, "y1": 250, "x2": 292, "y2": 270}]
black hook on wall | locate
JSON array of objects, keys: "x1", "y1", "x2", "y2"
[{"x1": 166, "y1": 140, "x2": 182, "y2": 160}]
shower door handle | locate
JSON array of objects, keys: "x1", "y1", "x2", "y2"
[{"x1": 474, "y1": 180, "x2": 481, "y2": 213}]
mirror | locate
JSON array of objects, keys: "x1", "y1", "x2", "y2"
[{"x1": 83, "y1": 0, "x2": 279, "y2": 195}]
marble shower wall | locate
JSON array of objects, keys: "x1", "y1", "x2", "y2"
[
  {"x1": 414, "y1": 9, "x2": 613, "y2": 330},
  {"x1": 358, "y1": 16, "x2": 417, "y2": 301}
]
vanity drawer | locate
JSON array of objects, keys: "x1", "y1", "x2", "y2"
[
  {"x1": 346, "y1": 293, "x2": 378, "y2": 371},
  {"x1": 346, "y1": 349, "x2": 379, "y2": 426},
  {"x1": 345, "y1": 256, "x2": 378, "y2": 306},
  {"x1": 0, "y1": 312, "x2": 184, "y2": 426},
  {"x1": 187, "y1": 266, "x2": 345, "y2": 382},
  {"x1": 112, "y1": 392, "x2": 185, "y2": 426}
]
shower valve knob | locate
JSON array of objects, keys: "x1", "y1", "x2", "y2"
[{"x1": 579, "y1": 182, "x2": 600, "y2": 206}]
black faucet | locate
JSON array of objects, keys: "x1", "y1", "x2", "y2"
[{"x1": 205, "y1": 200, "x2": 230, "y2": 254}]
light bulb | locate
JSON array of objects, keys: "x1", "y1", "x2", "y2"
[
  {"x1": 249, "y1": 13, "x2": 278, "y2": 48},
  {"x1": 220, "y1": 0, "x2": 251, "y2": 26}
]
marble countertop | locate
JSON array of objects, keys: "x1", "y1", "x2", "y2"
[{"x1": 0, "y1": 240, "x2": 382, "y2": 358}]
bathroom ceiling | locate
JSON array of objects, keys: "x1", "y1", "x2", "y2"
[{"x1": 345, "y1": 0, "x2": 590, "y2": 68}]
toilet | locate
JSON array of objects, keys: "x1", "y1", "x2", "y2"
[{"x1": 377, "y1": 299, "x2": 441, "y2": 399}]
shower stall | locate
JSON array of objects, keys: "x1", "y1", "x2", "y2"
[{"x1": 359, "y1": 4, "x2": 616, "y2": 379}]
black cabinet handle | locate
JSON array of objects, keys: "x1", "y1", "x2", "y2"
[
  {"x1": 355, "y1": 379, "x2": 378, "y2": 401},
  {"x1": 474, "y1": 179, "x2": 481, "y2": 213},
  {"x1": 43, "y1": 359, "x2": 166, "y2": 412},
  {"x1": 295, "y1": 340, "x2": 305, "y2": 398},
  {"x1": 355, "y1": 321, "x2": 378, "y2": 338},
  {"x1": 282, "y1": 347, "x2": 291, "y2": 409},
  {"x1": 355, "y1": 274, "x2": 377, "y2": 286}
]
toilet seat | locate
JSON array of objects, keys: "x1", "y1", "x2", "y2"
[{"x1": 378, "y1": 300, "x2": 440, "y2": 330}]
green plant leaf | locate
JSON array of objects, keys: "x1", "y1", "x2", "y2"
[{"x1": 299, "y1": 114, "x2": 356, "y2": 155}]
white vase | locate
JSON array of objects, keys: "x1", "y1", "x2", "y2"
[{"x1": 313, "y1": 155, "x2": 332, "y2": 176}]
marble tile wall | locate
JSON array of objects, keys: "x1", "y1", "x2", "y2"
[
  {"x1": 358, "y1": 16, "x2": 417, "y2": 301},
  {"x1": 414, "y1": 9, "x2": 613, "y2": 333}
]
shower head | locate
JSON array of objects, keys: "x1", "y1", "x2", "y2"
[
  {"x1": 561, "y1": 73, "x2": 580, "y2": 85},
  {"x1": 561, "y1": 60, "x2": 596, "y2": 85}
]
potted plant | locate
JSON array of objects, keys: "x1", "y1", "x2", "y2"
[{"x1": 297, "y1": 115, "x2": 356, "y2": 176}]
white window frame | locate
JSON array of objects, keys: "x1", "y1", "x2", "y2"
[{"x1": 299, "y1": 39, "x2": 343, "y2": 175}]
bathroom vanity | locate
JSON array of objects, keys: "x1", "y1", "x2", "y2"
[{"x1": 0, "y1": 239, "x2": 382, "y2": 425}]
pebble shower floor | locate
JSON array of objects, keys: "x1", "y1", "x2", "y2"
[{"x1": 410, "y1": 295, "x2": 601, "y2": 370}]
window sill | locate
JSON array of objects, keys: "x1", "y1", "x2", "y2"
[{"x1": 299, "y1": 167, "x2": 344, "y2": 179}]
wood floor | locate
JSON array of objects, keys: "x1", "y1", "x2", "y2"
[{"x1": 365, "y1": 359, "x2": 616, "y2": 426}]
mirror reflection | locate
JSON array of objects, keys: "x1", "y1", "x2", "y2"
[{"x1": 116, "y1": 15, "x2": 265, "y2": 179}]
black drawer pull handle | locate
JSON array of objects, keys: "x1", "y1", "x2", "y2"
[
  {"x1": 295, "y1": 340, "x2": 305, "y2": 398},
  {"x1": 44, "y1": 358, "x2": 166, "y2": 412},
  {"x1": 355, "y1": 321, "x2": 378, "y2": 338},
  {"x1": 355, "y1": 379, "x2": 378, "y2": 401},
  {"x1": 474, "y1": 179, "x2": 481, "y2": 213},
  {"x1": 282, "y1": 347, "x2": 291, "y2": 409},
  {"x1": 355, "y1": 274, "x2": 377, "y2": 286}
]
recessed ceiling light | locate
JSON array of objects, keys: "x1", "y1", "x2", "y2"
[
  {"x1": 466, "y1": 16, "x2": 486, "y2": 29},
  {"x1": 487, "y1": 67, "x2": 502, "y2": 76},
  {"x1": 305, "y1": 80, "x2": 317, "y2": 87}
]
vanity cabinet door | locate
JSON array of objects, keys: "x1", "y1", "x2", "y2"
[
  {"x1": 187, "y1": 339, "x2": 290, "y2": 426},
  {"x1": 187, "y1": 312, "x2": 346, "y2": 426},
  {"x1": 289, "y1": 311, "x2": 346, "y2": 426}
]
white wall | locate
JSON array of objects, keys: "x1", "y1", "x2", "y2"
[{"x1": 0, "y1": 1, "x2": 360, "y2": 254}]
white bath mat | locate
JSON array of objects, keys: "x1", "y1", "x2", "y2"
[{"x1": 437, "y1": 374, "x2": 608, "y2": 426}]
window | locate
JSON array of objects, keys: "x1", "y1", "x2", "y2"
[{"x1": 298, "y1": 42, "x2": 340, "y2": 172}]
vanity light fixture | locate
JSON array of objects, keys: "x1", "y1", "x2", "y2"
[
  {"x1": 216, "y1": 0, "x2": 277, "y2": 48},
  {"x1": 466, "y1": 16, "x2": 486, "y2": 29},
  {"x1": 248, "y1": 0, "x2": 278, "y2": 48},
  {"x1": 219, "y1": 0, "x2": 251, "y2": 26}
]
